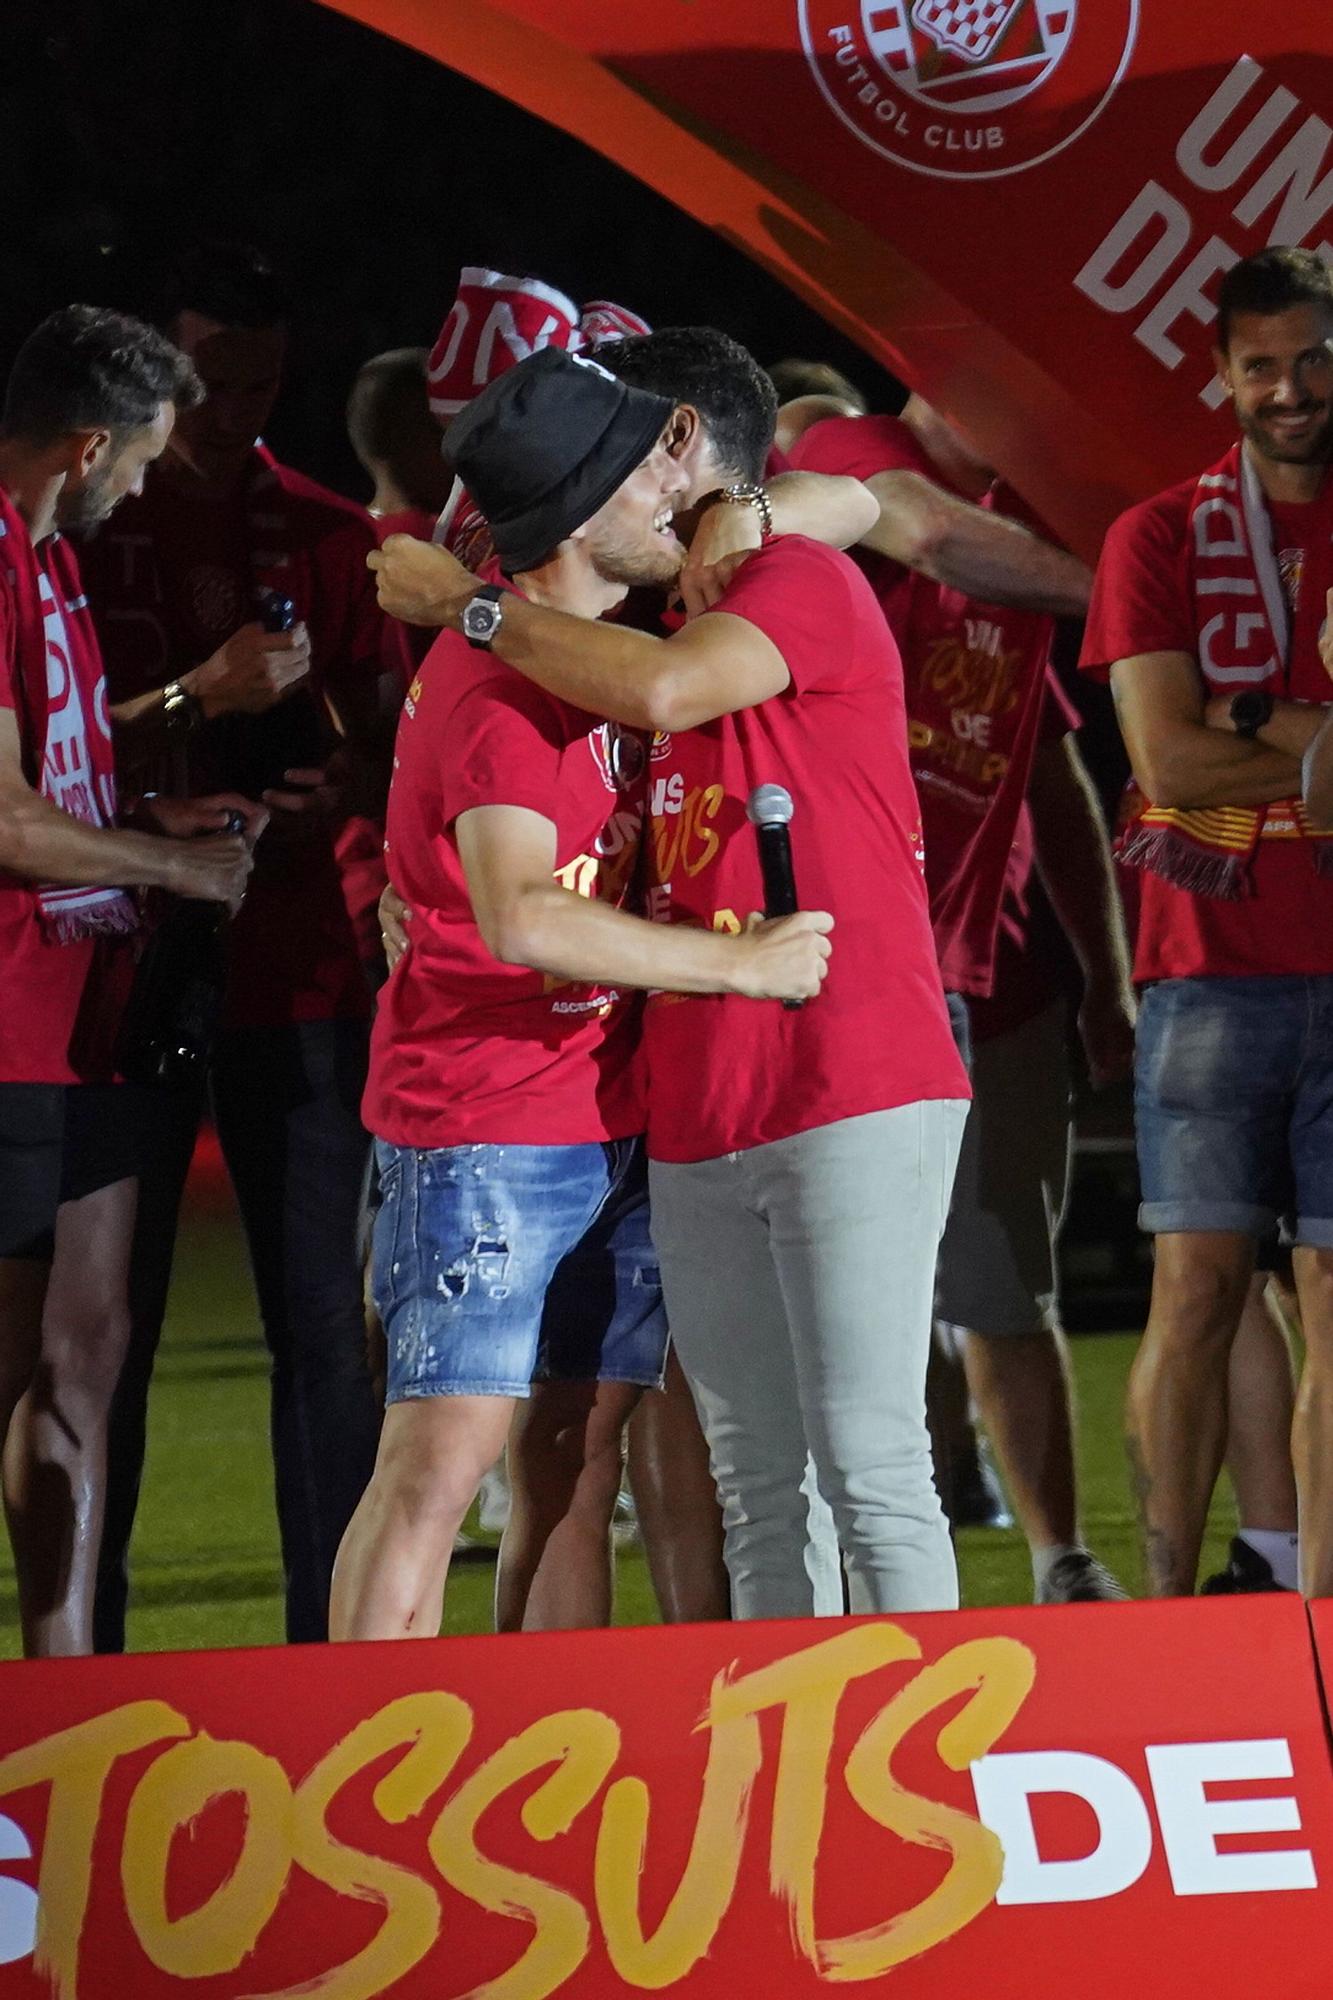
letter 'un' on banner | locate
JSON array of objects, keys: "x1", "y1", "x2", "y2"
[
  {"x1": 0, "y1": 1599, "x2": 1331, "y2": 1996},
  {"x1": 314, "y1": 0, "x2": 1331, "y2": 559}
]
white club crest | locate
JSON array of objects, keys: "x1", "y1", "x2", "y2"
[{"x1": 910, "y1": 0, "x2": 1026, "y2": 65}]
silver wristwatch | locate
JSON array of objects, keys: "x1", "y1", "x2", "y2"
[{"x1": 461, "y1": 583, "x2": 506, "y2": 650}]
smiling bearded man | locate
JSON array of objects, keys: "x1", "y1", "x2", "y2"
[{"x1": 1082, "y1": 246, "x2": 1333, "y2": 1601}]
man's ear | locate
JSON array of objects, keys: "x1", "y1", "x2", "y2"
[
  {"x1": 665, "y1": 403, "x2": 701, "y2": 460},
  {"x1": 71, "y1": 428, "x2": 113, "y2": 482},
  {"x1": 1210, "y1": 346, "x2": 1232, "y2": 400}
]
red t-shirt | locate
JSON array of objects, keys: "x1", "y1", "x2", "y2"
[
  {"x1": 80, "y1": 460, "x2": 387, "y2": 1030},
  {"x1": 364, "y1": 627, "x2": 647, "y2": 1148},
  {"x1": 1081, "y1": 481, "x2": 1333, "y2": 982},
  {"x1": 788, "y1": 414, "x2": 1055, "y2": 998},
  {"x1": 0, "y1": 543, "x2": 125, "y2": 1084},
  {"x1": 643, "y1": 537, "x2": 968, "y2": 1165}
]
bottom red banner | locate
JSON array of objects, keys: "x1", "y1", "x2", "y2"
[{"x1": 0, "y1": 1598, "x2": 1329, "y2": 1998}]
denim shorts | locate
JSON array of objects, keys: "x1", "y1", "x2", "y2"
[
  {"x1": 1135, "y1": 975, "x2": 1333, "y2": 1245},
  {"x1": 372, "y1": 1134, "x2": 667, "y2": 1402}
]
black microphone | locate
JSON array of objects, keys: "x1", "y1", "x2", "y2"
[{"x1": 746, "y1": 783, "x2": 802, "y2": 1010}]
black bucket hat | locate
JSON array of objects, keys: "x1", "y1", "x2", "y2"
[{"x1": 443, "y1": 345, "x2": 675, "y2": 573}]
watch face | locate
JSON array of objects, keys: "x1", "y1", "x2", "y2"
[{"x1": 463, "y1": 597, "x2": 501, "y2": 643}]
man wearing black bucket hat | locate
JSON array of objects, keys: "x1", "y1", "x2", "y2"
[
  {"x1": 368, "y1": 333, "x2": 971, "y2": 1624},
  {"x1": 332, "y1": 347, "x2": 832, "y2": 1642}
]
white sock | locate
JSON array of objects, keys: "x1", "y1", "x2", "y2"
[
  {"x1": 1237, "y1": 1527, "x2": 1300, "y2": 1590},
  {"x1": 1031, "y1": 1543, "x2": 1083, "y2": 1594}
]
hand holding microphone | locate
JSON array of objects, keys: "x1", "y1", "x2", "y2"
[{"x1": 739, "y1": 784, "x2": 833, "y2": 1007}]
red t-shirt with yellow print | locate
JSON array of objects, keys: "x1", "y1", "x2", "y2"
[{"x1": 643, "y1": 537, "x2": 968, "y2": 1165}]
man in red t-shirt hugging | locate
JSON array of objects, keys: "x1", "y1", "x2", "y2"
[
  {"x1": 370, "y1": 333, "x2": 970, "y2": 1623},
  {"x1": 334, "y1": 349, "x2": 831, "y2": 1641},
  {"x1": 1082, "y1": 247, "x2": 1333, "y2": 1598}
]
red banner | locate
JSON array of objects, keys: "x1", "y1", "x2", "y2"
[
  {"x1": 0, "y1": 1599, "x2": 1330, "y2": 1996},
  {"x1": 316, "y1": 0, "x2": 1331, "y2": 557}
]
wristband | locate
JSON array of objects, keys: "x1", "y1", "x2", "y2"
[
  {"x1": 720, "y1": 481, "x2": 774, "y2": 541},
  {"x1": 162, "y1": 679, "x2": 204, "y2": 736}
]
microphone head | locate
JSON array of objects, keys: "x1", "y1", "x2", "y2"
[{"x1": 746, "y1": 783, "x2": 794, "y2": 829}]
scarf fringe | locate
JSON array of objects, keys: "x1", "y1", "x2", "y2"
[
  {"x1": 39, "y1": 894, "x2": 140, "y2": 946},
  {"x1": 1117, "y1": 822, "x2": 1249, "y2": 900}
]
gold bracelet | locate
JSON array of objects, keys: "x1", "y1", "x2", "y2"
[{"x1": 721, "y1": 481, "x2": 774, "y2": 541}]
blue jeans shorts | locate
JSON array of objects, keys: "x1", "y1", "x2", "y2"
[
  {"x1": 372, "y1": 1134, "x2": 667, "y2": 1402},
  {"x1": 1135, "y1": 975, "x2": 1333, "y2": 1245}
]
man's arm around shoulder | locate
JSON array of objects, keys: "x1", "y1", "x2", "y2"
[
  {"x1": 370, "y1": 533, "x2": 795, "y2": 734},
  {"x1": 859, "y1": 468, "x2": 1092, "y2": 617}
]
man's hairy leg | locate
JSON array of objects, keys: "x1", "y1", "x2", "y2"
[
  {"x1": 4, "y1": 1177, "x2": 137, "y2": 1657},
  {"x1": 500, "y1": 1377, "x2": 641, "y2": 1633},
  {"x1": 1125, "y1": 1232, "x2": 1254, "y2": 1595},
  {"x1": 1224, "y1": 1273, "x2": 1299, "y2": 1532}
]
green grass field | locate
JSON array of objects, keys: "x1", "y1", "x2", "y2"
[{"x1": 0, "y1": 1167, "x2": 1239, "y2": 1659}]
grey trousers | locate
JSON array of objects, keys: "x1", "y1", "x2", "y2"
[{"x1": 649, "y1": 1100, "x2": 968, "y2": 1620}]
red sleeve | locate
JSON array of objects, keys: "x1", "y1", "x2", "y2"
[
  {"x1": 1079, "y1": 486, "x2": 1194, "y2": 684},
  {"x1": 438, "y1": 674, "x2": 570, "y2": 828},
  {"x1": 708, "y1": 538, "x2": 860, "y2": 695},
  {"x1": 786, "y1": 413, "x2": 936, "y2": 483}
]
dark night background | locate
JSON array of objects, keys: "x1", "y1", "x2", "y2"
[
  {"x1": 3, "y1": 0, "x2": 1120, "y2": 771},
  {"x1": 3, "y1": 0, "x2": 906, "y2": 502}
]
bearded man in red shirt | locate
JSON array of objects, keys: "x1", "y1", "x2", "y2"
[
  {"x1": 1084, "y1": 247, "x2": 1333, "y2": 1599},
  {"x1": 0, "y1": 306, "x2": 257, "y2": 1653}
]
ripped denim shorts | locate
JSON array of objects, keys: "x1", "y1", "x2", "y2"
[{"x1": 372, "y1": 1135, "x2": 667, "y2": 1402}]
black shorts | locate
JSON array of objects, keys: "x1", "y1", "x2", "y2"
[{"x1": 0, "y1": 1083, "x2": 142, "y2": 1260}]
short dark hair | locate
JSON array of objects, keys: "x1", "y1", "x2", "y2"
[
  {"x1": 161, "y1": 241, "x2": 291, "y2": 332},
  {"x1": 346, "y1": 347, "x2": 431, "y2": 465},
  {"x1": 2, "y1": 305, "x2": 202, "y2": 446},
  {"x1": 767, "y1": 357, "x2": 868, "y2": 411},
  {"x1": 605, "y1": 327, "x2": 778, "y2": 482},
  {"x1": 1217, "y1": 247, "x2": 1333, "y2": 350}
]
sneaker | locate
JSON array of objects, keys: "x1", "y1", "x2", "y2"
[
  {"x1": 946, "y1": 1441, "x2": 1013, "y2": 1531},
  {"x1": 477, "y1": 1463, "x2": 511, "y2": 1535},
  {"x1": 1200, "y1": 1536, "x2": 1293, "y2": 1595},
  {"x1": 1036, "y1": 1549, "x2": 1130, "y2": 1604}
]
